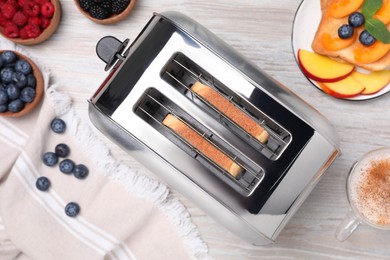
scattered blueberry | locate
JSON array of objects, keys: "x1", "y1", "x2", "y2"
[
  {"x1": 359, "y1": 30, "x2": 376, "y2": 46},
  {"x1": 15, "y1": 59, "x2": 32, "y2": 75},
  {"x1": 36, "y1": 176, "x2": 51, "y2": 191},
  {"x1": 73, "y1": 164, "x2": 89, "y2": 179},
  {"x1": 59, "y1": 159, "x2": 75, "y2": 174},
  {"x1": 12, "y1": 72, "x2": 27, "y2": 88},
  {"x1": 55, "y1": 143, "x2": 70, "y2": 157},
  {"x1": 7, "y1": 84, "x2": 20, "y2": 100},
  {"x1": 51, "y1": 118, "x2": 66, "y2": 133},
  {"x1": 8, "y1": 99, "x2": 24, "y2": 112},
  {"x1": 1, "y1": 67, "x2": 14, "y2": 83},
  {"x1": 348, "y1": 12, "x2": 365, "y2": 28},
  {"x1": 0, "y1": 90, "x2": 8, "y2": 105},
  {"x1": 65, "y1": 202, "x2": 80, "y2": 217},
  {"x1": 27, "y1": 74, "x2": 36, "y2": 88},
  {"x1": 338, "y1": 24, "x2": 354, "y2": 39},
  {"x1": 1, "y1": 51, "x2": 17, "y2": 64},
  {"x1": 42, "y1": 152, "x2": 58, "y2": 166},
  {"x1": 20, "y1": 87, "x2": 36, "y2": 103}
]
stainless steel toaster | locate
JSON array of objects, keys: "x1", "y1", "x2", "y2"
[{"x1": 88, "y1": 11, "x2": 340, "y2": 245}]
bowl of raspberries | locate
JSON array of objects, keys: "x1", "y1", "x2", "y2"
[
  {"x1": 0, "y1": 0, "x2": 61, "y2": 45},
  {"x1": 0, "y1": 50, "x2": 44, "y2": 117},
  {"x1": 75, "y1": 0, "x2": 135, "y2": 24}
]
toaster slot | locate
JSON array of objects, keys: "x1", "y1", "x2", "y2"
[
  {"x1": 134, "y1": 88, "x2": 265, "y2": 196},
  {"x1": 161, "y1": 53, "x2": 291, "y2": 160}
]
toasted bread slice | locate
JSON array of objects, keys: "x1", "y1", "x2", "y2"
[{"x1": 312, "y1": 0, "x2": 390, "y2": 71}]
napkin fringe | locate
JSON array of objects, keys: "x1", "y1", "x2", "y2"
[{"x1": 46, "y1": 86, "x2": 209, "y2": 259}]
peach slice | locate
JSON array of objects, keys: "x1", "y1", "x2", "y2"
[
  {"x1": 317, "y1": 76, "x2": 365, "y2": 98},
  {"x1": 297, "y1": 49, "x2": 354, "y2": 82},
  {"x1": 351, "y1": 70, "x2": 390, "y2": 95},
  {"x1": 321, "y1": 32, "x2": 357, "y2": 51},
  {"x1": 375, "y1": 0, "x2": 390, "y2": 24},
  {"x1": 353, "y1": 40, "x2": 390, "y2": 64},
  {"x1": 328, "y1": 0, "x2": 364, "y2": 18}
]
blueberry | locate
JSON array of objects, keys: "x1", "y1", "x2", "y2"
[
  {"x1": 8, "y1": 99, "x2": 24, "y2": 113},
  {"x1": 59, "y1": 159, "x2": 75, "y2": 174},
  {"x1": 0, "y1": 57, "x2": 3, "y2": 69},
  {"x1": 348, "y1": 12, "x2": 365, "y2": 28},
  {"x1": 51, "y1": 118, "x2": 66, "y2": 133},
  {"x1": 15, "y1": 59, "x2": 32, "y2": 75},
  {"x1": 73, "y1": 164, "x2": 89, "y2": 179},
  {"x1": 42, "y1": 151, "x2": 58, "y2": 166},
  {"x1": 1, "y1": 67, "x2": 14, "y2": 83},
  {"x1": 359, "y1": 30, "x2": 376, "y2": 46},
  {"x1": 65, "y1": 202, "x2": 80, "y2": 217},
  {"x1": 0, "y1": 90, "x2": 8, "y2": 105},
  {"x1": 12, "y1": 72, "x2": 27, "y2": 88},
  {"x1": 55, "y1": 143, "x2": 70, "y2": 157},
  {"x1": 20, "y1": 87, "x2": 35, "y2": 103},
  {"x1": 338, "y1": 24, "x2": 354, "y2": 39},
  {"x1": 7, "y1": 84, "x2": 20, "y2": 100},
  {"x1": 0, "y1": 104, "x2": 7, "y2": 112},
  {"x1": 36, "y1": 176, "x2": 50, "y2": 191},
  {"x1": 27, "y1": 74, "x2": 36, "y2": 88},
  {"x1": 1, "y1": 51, "x2": 17, "y2": 64}
]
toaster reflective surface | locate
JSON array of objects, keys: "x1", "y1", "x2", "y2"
[{"x1": 89, "y1": 11, "x2": 340, "y2": 245}]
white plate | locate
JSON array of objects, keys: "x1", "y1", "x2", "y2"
[{"x1": 292, "y1": 0, "x2": 390, "y2": 101}]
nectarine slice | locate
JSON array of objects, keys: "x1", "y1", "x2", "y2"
[
  {"x1": 317, "y1": 76, "x2": 365, "y2": 98},
  {"x1": 328, "y1": 0, "x2": 364, "y2": 18},
  {"x1": 351, "y1": 70, "x2": 390, "y2": 95},
  {"x1": 353, "y1": 40, "x2": 390, "y2": 64},
  {"x1": 375, "y1": 0, "x2": 390, "y2": 24},
  {"x1": 298, "y1": 49, "x2": 354, "y2": 82}
]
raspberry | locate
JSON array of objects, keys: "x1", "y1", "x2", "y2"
[
  {"x1": 28, "y1": 15, "x2": 40, "y2": 26},
  {"x1": 40, "y1": 1, "x2": 53, "y2": 17},
  {"x1": 0, "y1": 12, "x2": 8, "y2": 26},
  {"x1": 17, "y1": 0, "x2": 24, "y2": 7},
  {"x1": 40, "y1": 16, "x2": 49, "y2": 28},
  {"x1": 3, "y1": 21, "x2": 19, "y2": 38},
  {"x1": 35, "y1": 0, "x2": 48, "y2": 5},
  {"x1": 22, "y1": 0, "x2": 40, "y2": 17},
  {"x1": 19, "y1": 23, "x2": 40, "y2": 38},
  {"x1": 12, "y1": 10, "x2": 27, "y2": 26},
  {"x1": 1, "y1": 3, "x2": 16, "y2": 18}
]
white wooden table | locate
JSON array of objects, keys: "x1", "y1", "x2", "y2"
[{"x1": 21, "y1": 0, "x2": 390, "y2": 258}]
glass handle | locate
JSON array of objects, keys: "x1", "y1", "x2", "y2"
[{"x1": 335, "y1": 210, "x2": 361, "y2": 241}]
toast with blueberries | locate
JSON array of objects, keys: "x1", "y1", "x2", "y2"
[{"x1": 312, "y1": 0, "x2": 390, "y2": 71}]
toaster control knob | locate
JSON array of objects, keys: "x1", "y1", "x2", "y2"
[{"x1": 96, "y1": 36, "x2": 130, "y2": 71}]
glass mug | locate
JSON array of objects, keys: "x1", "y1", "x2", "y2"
[{"x1": 336, "y1": 147, "x2": 390, "y2": 241}]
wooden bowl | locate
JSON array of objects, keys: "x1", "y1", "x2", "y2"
[
  {"x1": 0, "y1": 51, "x2": 44, "y2": 117},
  {"x1": 0, "y1": 0, "x2": 61, "y2": 45},
  {"x1": 74, "y1": 0, "x2": 136, "y2": 25}
]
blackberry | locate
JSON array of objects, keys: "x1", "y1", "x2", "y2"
[
  {"x1": 111, "y1": 0, "x2": 130, "y2": 14},
  {"x1": 89, "y1": 5, "x2": 110, "y2": 19},
  {"x1": 79, "y1": 0, "x2": 94, "y2": 11},
  {"x1": 100, "y1": 0, "x2": 111, "y2": 11}
]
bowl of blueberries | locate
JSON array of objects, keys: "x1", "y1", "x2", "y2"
[
  {"x1": 74, "y1": 0, "x2": 136, "y2": 24},
  {"x1": 0, "y1": 50, "x2": 44, "y2": 117}
]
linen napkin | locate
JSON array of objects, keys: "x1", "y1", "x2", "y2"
[{"x1": 0, "y1": 39, "x2": 209, "y2": 260}]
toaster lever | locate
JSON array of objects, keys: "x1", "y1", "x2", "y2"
[{"x1": 96, "y1": 36, "x2": 129, "y2": 71}]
